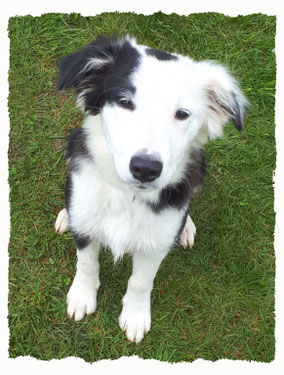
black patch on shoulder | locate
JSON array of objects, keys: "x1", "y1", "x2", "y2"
[
  {"x1": 176, "y1": 210, "x2": 189, "y2": 243},
  {"x1": 146, "y1": 48, "x2": 178, "y2": 61},
  {"x1": 64, "y1": 161, "x2": 91, "y2": 250},
  {"x1": 65, "y1": 128, "x2": 92, "y2": 172},
  {"x1": 64, "y1": 162, "x2": 91, "y2": 250},
  {"x1": 57, "y1": 36, "x2": 141, "y2": 115},
  {"x1": 148, "y1": 149, "x2": 206, "y2": 214},
  {"x1": 64, "y1": 127, "x2": 92, "y2": 222},
  {"x1": 66, "y1": 128, "x2": 89, "y2": 159},
  {"x1": 65, "y1": 172, "x2": 72, "y2": 212},
  {"x1": 149, "y1": 181, "x2": 189, "y2": 213}
]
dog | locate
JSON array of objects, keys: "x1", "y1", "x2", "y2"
[{"x1": 55, "y1": 35, "x2": 249, "y2": 343}]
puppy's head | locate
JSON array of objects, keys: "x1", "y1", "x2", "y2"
[{"x1": 58, "y1": 36, "x2": 249, "y2": 190}]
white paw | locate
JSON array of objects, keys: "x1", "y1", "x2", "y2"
[
  {"x1": 179, "y1": 214, "x2": 196, "y2": 249},
  {"x1": 119, "y1": 300, "x2": 151, "y2": 343},
  {"x1": 67, "y1": 275, "x2": 99, "y2": 321},
  {"x1": 55, "y1": 208, "x2": 69, "y2": 234}
]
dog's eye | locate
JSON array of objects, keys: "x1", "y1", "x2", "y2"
[
  {"x1": 175, "y1": 109, "x2": 191, "y2": 120},
  {"x1": 119, "y1": 98, "x2": 135, "y2": 110}
]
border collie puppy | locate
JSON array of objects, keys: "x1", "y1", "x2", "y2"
[{"x1": 55, "y1": 35, "x2": 249, "y2": 343}]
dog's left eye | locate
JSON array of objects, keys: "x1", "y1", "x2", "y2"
[
  {"x1": 175, "y1": 109, "x2": 191, "y2": 120},
  {"x1": 119, "y1": 98, "x2": 135, "y2": 110}
]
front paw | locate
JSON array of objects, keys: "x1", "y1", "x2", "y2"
[
  {"x1": 67, "y1": 276, "x2": 99, "y2": 321},
  {"x1": 119, "y1": 299, "x2": 151, "y2": 343}
]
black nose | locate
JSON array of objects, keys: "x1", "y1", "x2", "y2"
[{"x1": 130, "y1": 156, "x2": 163, "y2": 183}]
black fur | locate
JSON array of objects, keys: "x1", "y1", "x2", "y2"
[
  {"x1": 65, "y1": 173, "x2": 91, "y2": 250},
  {"x1": 72, "y1": 231, "x2": 91, "y2": 250},
  {"x1": 176, "y1": 210, "x2": 189, "y2": 242},
  {"x1": 148, "y1": 149, "x2": 206, "y2": 213},
  {"x1": 57, "y1": 36, "x2": 247, "y2": 254},
  {"x1": 146, "y1": 48, "x2": 178, "y2": 61},
  {"x1": 65, "y1": 128, "x2": 91, "y2": 211},
  {"x1": 57, "y1": 36, "x2": 141, "y2": 115},
  {"x1": 228, "y1": 92, "x2": 246, "y2": 132},
  {"x1": 210, "y1": 90, "x2": 247, "y2": 132},
  {"x1": 65, "y1": 128, "x2": 93, "y2": 250},
  {"x1": 65, "y1": 128, "x2": 92, "y2": 172},
  {"x1": 65, "y1": 172, "x2": 72, "y2": 212}
]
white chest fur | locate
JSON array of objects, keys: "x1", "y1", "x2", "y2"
[{"x1": 68, "y1": 159, "x2": 184, "y2": 260}]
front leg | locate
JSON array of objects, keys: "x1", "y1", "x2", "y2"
[
  {"x1": 67, "y1": 240, "x2": 100, "y2": 321},
  {"x1": 119, "y1": 249, "x2": 169, "y2": 343}
]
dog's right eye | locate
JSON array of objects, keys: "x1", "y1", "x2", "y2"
[
  {"x1": 119, "y1": 98, "x2": 135, "y2": 110},
  {"x1": 175, "y1": 109, "x2": 191, "y2": 120}
]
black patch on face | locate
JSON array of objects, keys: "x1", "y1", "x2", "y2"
[
  {"x1": 148, "y1": 149, "x2": 206, "y2": 213},
  {"x1": 146, "y1": 48, "x2": 178, "y2": 61},
  {"x1": 57, "y1": 36, "x2": 141, "y2": 114}
]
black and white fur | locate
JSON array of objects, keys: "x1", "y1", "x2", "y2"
[{"x1": 55, "y1": 36, "x2": 249, "y2": 343}]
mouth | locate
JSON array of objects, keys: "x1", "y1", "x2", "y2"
[{"x1": 130, "y1": 180, "x2": 158, "y2": 191}]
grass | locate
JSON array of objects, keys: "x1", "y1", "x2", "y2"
[{"x1": 8, "y1": 12, "x2": 276, "y2": 362}]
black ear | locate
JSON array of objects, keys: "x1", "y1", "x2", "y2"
[
  {"x1": 57, "y1": 36, "x2": 116, "y2": 91},
  {"x1": 210, "y1": 87, "x2": 250, "y2": 131},
  {"x1": 57, "y1": 35, "x2": 141, "y2": 115},
  {"x1": 220, "y1": 92, "x2": 244, "y2": 132},
  {"x1": 57, "y1": 51, "x2": 86, "y2": 91}
]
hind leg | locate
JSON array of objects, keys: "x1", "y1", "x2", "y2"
[
  {"x1": 55, "y1": 208, "x2": 69, "y2": 234},
  {"x1": 179, "y1": 214, "x2": 196, "y2": 249}
]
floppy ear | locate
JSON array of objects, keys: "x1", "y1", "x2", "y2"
[
  {"x1": 57, "y1": 36, "x2": 115, "y2": 91},
  {"x1": 57, "y1": 35, "x2": 140, "y2": 114},
  {"x1": 198, "y1": 61, "x2": 249, "y2": 139}
]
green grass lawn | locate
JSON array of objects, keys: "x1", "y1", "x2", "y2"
[{"x1": 8, "y1": 12, "x2": 276, "y2": 362}]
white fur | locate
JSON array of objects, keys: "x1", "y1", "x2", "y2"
[
  {"x1": 55, "y1": 208, "x2": 69, "y2": 234},
  {"x1": 56, "y1": 37, "x2": 248, "y2": 342},
  {"x1": 55, "y1": 207, "x2": 196, "y2": 248},
  {"x1": 179, "y1": 215, "x2": 196, "y2": 249},
  {"x1": 67, "y1": 243, "x2": 100, "y2": 321},
  {"x1": 100, "y1": 55, "x2": 207, "y2": 190},
  {"x1": 68, "y1": 137, "x2": 185, "y2": 261},
  {"x1": 64, "y1": 115, "x2": 188, "y2": 341},
  {"x1": 119, "y1": 249, "x2": 168, "y2": 343}
]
